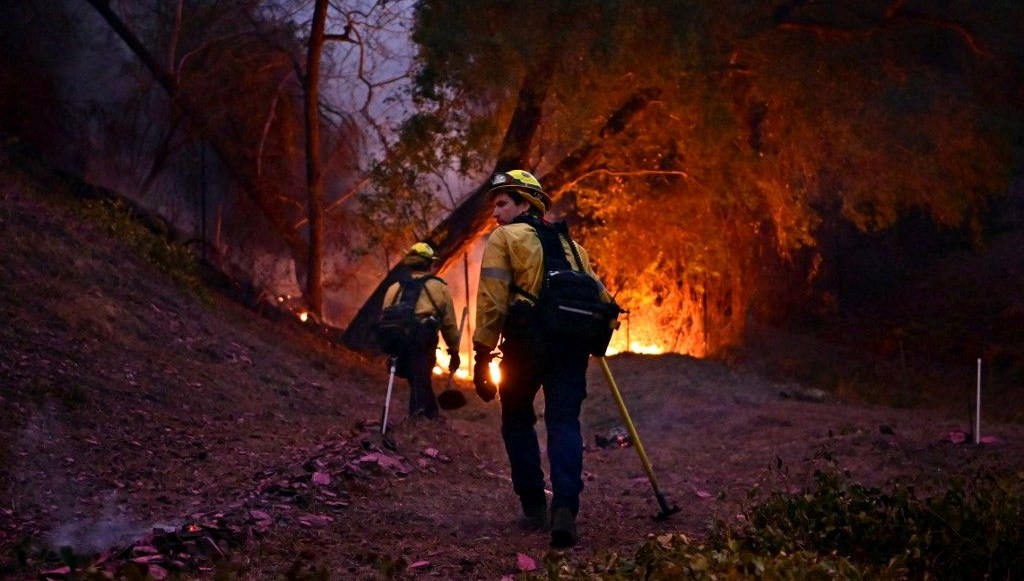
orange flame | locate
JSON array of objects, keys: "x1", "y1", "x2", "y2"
[
  {"x1": 430, "y1": 326, "x2": 674, "y2": 381},
  {"x1": 488, "y1": 359, "x2": 501, "y2": 385}
]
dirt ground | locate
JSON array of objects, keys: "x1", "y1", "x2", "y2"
[{"x1": 3, "y1": 159, "x2": 1024, "y2": 580}]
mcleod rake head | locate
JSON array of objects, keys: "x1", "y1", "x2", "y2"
[{"x1": 654, "y1": 492, "x2": 681, "y2": 521}]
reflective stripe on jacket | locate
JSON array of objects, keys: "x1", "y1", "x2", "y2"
[
  {"x1": 473, "y1": 220, "x2": 609, "y2": 350},
  {"x1": 383, "y1": 272, "x2": 460, "y2": 350}
]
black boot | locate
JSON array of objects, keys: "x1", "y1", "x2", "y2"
[
  {"x1": 550, "y1": 506, "x2": 577, "y2": 548},
  {"x1": 519, "y1": 502, "x2": 547, "y2": 532}
]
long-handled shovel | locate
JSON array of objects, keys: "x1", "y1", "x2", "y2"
[
  {"x1": 598, "y1": 357, "x2": 680, "y2": 520},
  {"x1": 437, "y1": 306, "x2": 469, "y2": 410},
  {"x1": 381, "y1": 356, "x2": 398, "y2": 435}
]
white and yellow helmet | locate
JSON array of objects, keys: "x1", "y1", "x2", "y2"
[{"x1": 487, "y1": 169, "x2": 550, "y2": 212}]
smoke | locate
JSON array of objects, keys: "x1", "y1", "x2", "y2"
[
  {"x1": 9, "y1": 405, "x2": 169, "y2": 555},
  {"x1": 47, "y1": 492, "x2": 165, "y2": 554}
]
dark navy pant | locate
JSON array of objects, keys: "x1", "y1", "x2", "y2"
[
  {"x1": 398, "y1": 335, "x2": 439, "y2": 419},
  {"x1": 498, "y1": 338, "x2": 589, "y2": 515}
]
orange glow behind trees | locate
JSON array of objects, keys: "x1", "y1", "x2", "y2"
[
  {"x1": 401, "y1": 0, "x2": 1023, "y2": 357},
  {"x1": 9, "y1": 2, "x2": 1021, "y2": 358}
]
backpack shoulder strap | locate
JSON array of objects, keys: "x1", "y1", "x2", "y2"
[
  {"x1": 392, "y1": 275, "x2": 425, "y2": 307},
  {"x1": 512, "y1": 214, "x2": 577, "y2": 270},
  {"x1": 553, "y1": 221, "x2": 586, "y2": 272},
  {"x1": 509, "y1": 214, "x2": 583, "y2": 301},
  {"x1": 418, "y1": 275, "x2": 444, "y2": 316}
]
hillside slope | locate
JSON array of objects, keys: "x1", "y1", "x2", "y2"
[
  {"x1": 3, "y1": 152, "x2": 1024, "y2": 580},
  {"x1": 0, "y1": 150, "x2": 386, "y2": 573}
]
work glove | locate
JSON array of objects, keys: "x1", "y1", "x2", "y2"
[
  {"x1": 472, "y1": 345, "x2": 497, "y2": 403},
  {"x1": 447, "y1": 350, "x2": 461, "y2": 373}
]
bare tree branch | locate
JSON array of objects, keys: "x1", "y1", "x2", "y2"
[
  {"x1": 775, "y1": 1, "x2": 987, "y2": 56},
  {"x1": 83, "y1": 0, "x2": 311, "y2": 264}
]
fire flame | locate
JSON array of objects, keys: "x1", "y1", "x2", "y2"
[
  {"x1": 601, "y1": 309, "x2": 686, "y2": 356},
  {"x1": 489, "y1": 359, "x2": 501, "y2": 384},
  {"x1": 430, "y1": 334, "x2": 669, "y2": 383}
]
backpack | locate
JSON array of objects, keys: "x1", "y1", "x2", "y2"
[
  {"x1": 376, "y1": 275, "x2": 442, "y2": 356},
  {"x1": 508, "y1": 215, "x2": 621, "y2": 356}
]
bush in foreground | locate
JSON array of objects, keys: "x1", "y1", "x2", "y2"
[{"x1": 530, "y1": 467, "x2": 1024, "y2": 580}]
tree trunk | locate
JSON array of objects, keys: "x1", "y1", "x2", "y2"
[{"x1": 303, "y1": 0, "x2": 329, "y2": 319}]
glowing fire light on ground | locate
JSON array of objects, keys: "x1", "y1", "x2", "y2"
[
  {"x1": 432, "y1": 339, "x2": 669, "y2": 378},
  {"x1": 431, "y1": 347, "x2": 499, "y2": 384},
  {"x1": 433, "y1": 348, "x2": 471, "y2": 380},
  {"x1": 602, "y1": 311, "x2": 696, "y2": 355},
  {"x1": 427, "y1": 311, "x2": 683, "y2": 383},
  {"x1": 605, "y1": 341, "x2": 666, "y2": 356}
]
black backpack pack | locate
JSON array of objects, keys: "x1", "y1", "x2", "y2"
[
  {"x1": 376, "y1": 275, "x2": 442, "y2": 356},
  {"x1": 508, "y1": 215, "x2": 620, "y2": 356}
]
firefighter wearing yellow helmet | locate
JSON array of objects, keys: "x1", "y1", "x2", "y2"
[
  {"x1": 406, "y1": 241, "x2": 436, "y2": 261},
  {"x1": 472, "y1": 169, "x2": 614, "y2": 548},
  {"x1": 381, "y1": 242, "x2": 460, "y2": 419}
]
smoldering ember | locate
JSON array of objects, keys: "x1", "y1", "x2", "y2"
[{"x1": 2, "y1": 2, "x2": 1023, "y2": 580}]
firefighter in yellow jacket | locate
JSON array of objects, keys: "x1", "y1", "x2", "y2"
[
  {"x1": 383, "y1": 242, "x2": 460, "y2": 419},
  {"x1": 472, "y1": 169, "x2": 612, "y2": 549}
]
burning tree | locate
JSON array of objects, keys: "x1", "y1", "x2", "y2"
[
  {"x1": 7, "y1": 1, "x2": 1020, "y2": 357},
  {"x1": 344, "y1": 0, "x2": 1023, "y2": 357}
]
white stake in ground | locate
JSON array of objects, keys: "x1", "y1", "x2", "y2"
[{"x1": 974, "y1": 358, "x2": 982, "y2": 445}]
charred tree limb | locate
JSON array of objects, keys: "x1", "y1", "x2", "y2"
[
  {"x1": 774, "y1": 1, "x2": 987, "y2": 56},
  {"x1": 82, "y1": 0, "x2": 311, "y2": 264},
  {"x1": 557, "y1": 167, "x2": 702, "y2": 195},
  {"x1": 340, "y1": 87, "x2": 661, "y2": 351},
  {"x1": 544, "y1": 88, "x2": 662, "y2": 195},
  {"x1": 896, "y1": 12, "x2": 987, "y2": 56}
]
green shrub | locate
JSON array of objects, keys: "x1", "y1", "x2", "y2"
[
  {"x1": 528, "y1": 534, "x2": 890, "y2": 580},
  {"x1": 77, "y1": 198, "x2": 208, "y2": 299},
  {"x1": 530, "y1": 466, "x2": 1023, "y2": 580},
  {"x1": 725, "y1": 467, "x2": 1024, "y2": 580}
]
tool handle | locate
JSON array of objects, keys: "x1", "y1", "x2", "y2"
[
  {"x1": 381, "y1": 359, "x2": 397, "y2": 435},
  {"x1": 598, "y1": 357, "x2": 662, "y2": 492},
  {"x1": 445, "y1": 306, "x2": 471, "y2": 391},
  {"x1": 457, "y1": 305, "x2": 469, "y2": 336}
]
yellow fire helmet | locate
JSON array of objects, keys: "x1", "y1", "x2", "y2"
[
  {"x1": 487, "y1": 169, "x2": 551, "y2": 212},
  {"x1": 407, "y1": 241, "x2": 437, "y2": 261}
]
